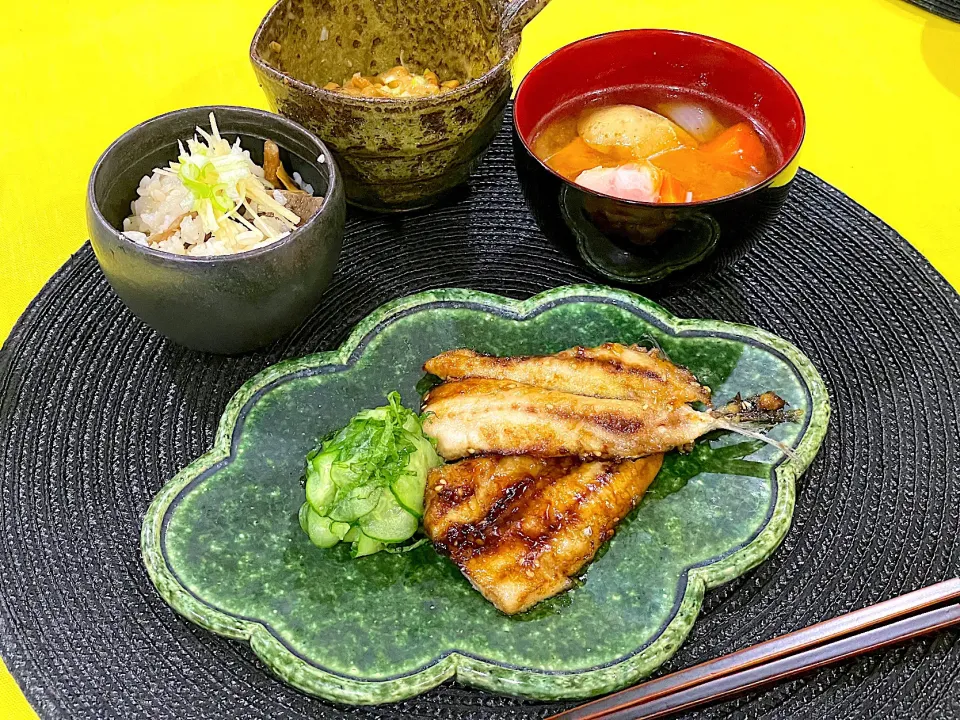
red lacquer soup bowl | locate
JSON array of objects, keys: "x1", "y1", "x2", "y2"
[{"x1": 513, "y1": 29, "x2": 805, "y2": 286}]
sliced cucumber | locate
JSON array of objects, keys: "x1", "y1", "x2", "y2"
[
  {"x1": 329, "y1": 485, "x2": 381, "y2": 523},
  {"x1": 352, "y1": 531, "x2": 384, "y2": 558},
  {"x1": 300, "y1": 393, "x2": 438, "y2": 558},
  {"x1": 305, "y1": 453, "x2": 336, "y2": 514},
  {"x1": 390, "y1": 472, "x2": 425, "y2": 518},
  {"x1": 309, "y1": 447, "x2": 338, "y2": 477},
  {"x1": 390, "y1": 430, "x2": 440, "y2": 516},
  {"x1": 360, "y1": 489, "x2": 418, "y2": 543},
  {"x1": 330, "y1": 461, "x2": 358, "y2": 490},
  {"x1": 298, "y1": 502, "x2": 310, "y2": 535},
  {"x1": 330, "y1": 521, "x2": 352, "y2": 540},
  {"x1": 306, "y1": 509, "x2": 340, "y2": 548}
]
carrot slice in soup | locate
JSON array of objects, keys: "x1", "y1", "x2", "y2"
[
  {"x1": 699, "y1": 122, "x2": 770, "y2": 177},
  {"x1": 658, "y1": 173, "x2": 687, "y2": 203},
  {"x1": 650, "y1": 147, "x2": 750, "y2": 201},
  {"x1": 545, "y1": 137, "x2": 617, "y2": 181}
]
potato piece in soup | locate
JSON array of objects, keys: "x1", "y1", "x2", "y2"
[{"x1": 577, "y1": 105, "x2": 697, "y2": 161}]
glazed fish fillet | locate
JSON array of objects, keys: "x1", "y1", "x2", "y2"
[
  {"x1": 423, "y1": 454, "x2": 664, "y2": 614},
  {"x1": 421, "y1": 377, "x2": 718, "y2": 460},
  {"x1": 424, "y1": 343, "x2": 710, "y2": 406}
]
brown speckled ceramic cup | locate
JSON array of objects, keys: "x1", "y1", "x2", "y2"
[{"x1": 250, "y1": 0, "x2": 550, "y2": 211}]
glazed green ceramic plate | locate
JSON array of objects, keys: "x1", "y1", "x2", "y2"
[{"x1": 142, "y1": 285, "x2": 829, "y2": 705}]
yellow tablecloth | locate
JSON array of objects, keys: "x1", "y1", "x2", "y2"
[{"x1": 1, "y1": 0, "x2": 957, "y2": 715}]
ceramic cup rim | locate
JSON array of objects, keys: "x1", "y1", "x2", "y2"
[{"x1": 249, "y1": 0, "x2": 522, "y2": 109}]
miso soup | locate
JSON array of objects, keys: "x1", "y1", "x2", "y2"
[{"x1": 531, "y1": 85, "x2": 783, "y2": 204}]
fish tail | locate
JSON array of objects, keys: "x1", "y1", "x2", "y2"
[{"x1": 710, "y1": 393, "x2": 802, "y2": 460}]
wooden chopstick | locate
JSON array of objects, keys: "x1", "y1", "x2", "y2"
[
  {"x1": 550, "y1": 579, "x2": 960, "y2": 720},
  {"x1": 601, "y1": 602, "x2": 960, "y2": 720}
]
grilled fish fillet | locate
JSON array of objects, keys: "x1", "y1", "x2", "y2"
[
  {"x1": 421, "y1": 378, "x2": 717, "y2": 460},
  {"x1": 424, "y1": 454, "x2": 664, "y2": 614},
  {"x1": 424, "y1": 343, "x2": 710, "y2": 406}
]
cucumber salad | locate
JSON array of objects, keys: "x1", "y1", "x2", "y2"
[{"x1": 299, "y1": 392, "x2": 441, "y2": 557}]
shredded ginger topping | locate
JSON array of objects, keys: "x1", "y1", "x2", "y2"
[{"x1": 122, "y1": 113, "x2": 302, "y2": 256}]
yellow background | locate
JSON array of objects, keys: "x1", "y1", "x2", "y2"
[{"x1": 1, "y1": 0, "x2": 957, "y2": 715}]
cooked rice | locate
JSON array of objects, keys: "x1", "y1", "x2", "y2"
[
  {"x1": 122, "y1": 168, "x2": 291, "y2": 256},
  {"x1": 121, "y1": 113, "x2": 316, "y2": 257}
]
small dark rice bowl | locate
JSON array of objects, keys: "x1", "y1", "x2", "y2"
[
  {"x1": 86, "y1": 106, "x2": 346, "y2": 354},
  {"x1": 512, "y1": 29, "x2": 805, "y2": 286}
]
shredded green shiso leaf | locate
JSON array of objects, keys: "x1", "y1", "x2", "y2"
[{"x1": 299, "y1": 392, "x2": 441, "y2": 557}]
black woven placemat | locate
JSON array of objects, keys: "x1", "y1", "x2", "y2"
[
  {"x1": 2, "y1": 116, "x2": 960, "y2": 720},
  {"x1": 904, "y1": 0, "x2": 960, "y2": 22}
]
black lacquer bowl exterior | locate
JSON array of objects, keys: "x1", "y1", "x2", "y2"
[
  {"x1": 86, "y1": 106, "x2": 346, "y2": 354},
  {"x1": 513, "y1": 132, "x2": 794, "y2": 285}
]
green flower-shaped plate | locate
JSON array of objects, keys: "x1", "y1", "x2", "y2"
[{"x1": 142, "y1": 285, "x2": 829, "y2": 705}]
